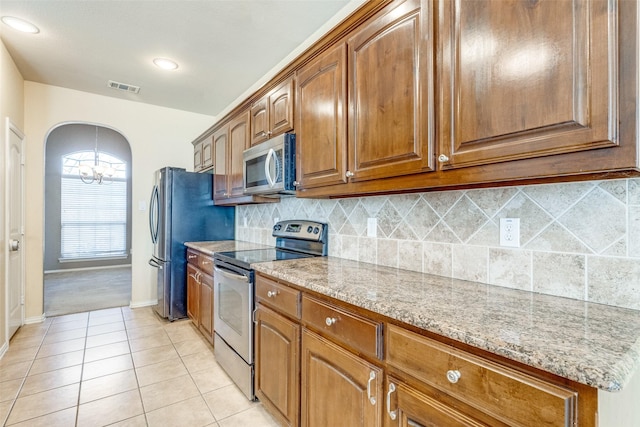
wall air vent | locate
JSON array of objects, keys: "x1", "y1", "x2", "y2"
[{"x1": 107, "y1": 80, "x2": 140, "y2": 94}]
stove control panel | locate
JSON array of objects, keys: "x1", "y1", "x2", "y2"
[{"x1": 273, "y1": 219, "x2": 327, "y2": 242}]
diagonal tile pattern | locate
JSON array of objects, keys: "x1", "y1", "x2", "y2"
[
  {"x1": 0, "y1": 307, "x2": 279, "y2": 427},
  {"x1": 236, "y1": 178, "x2": 640, "y2": 310}
]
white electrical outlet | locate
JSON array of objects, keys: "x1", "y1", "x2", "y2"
[
  {"x1": 243, "y1": 217, "x2": 248, "y2": 227},
  {"x1": 274, "y1": 217, "x2": 280, "y2": 225},
  {"x1": 499, "y1": 218, "x2": 520, "y2": 247},
  {"x1": 367, "y1": 218, "x2": 377, "y2": 237}
]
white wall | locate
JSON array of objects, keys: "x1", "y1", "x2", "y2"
[
  {"x1": 23, "y1": 82, "x2": 214, "y2": 321},
  {"x1": 0, "y1": 40, "x2": 25, "y2": 350}
]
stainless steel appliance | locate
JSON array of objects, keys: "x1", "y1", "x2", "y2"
[
  {"x1": 148, "y1": 167, "x2": 234, "y2": 320},
  {"x1": 243, "y1": 133, "x2": 296, "y2": 196},
  {"x1": 213, "y1": 219, "x2": 328, "y2": 400}
]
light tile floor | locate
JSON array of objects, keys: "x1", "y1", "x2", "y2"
[{"x1": 0, "y1": 307, "x2": 279, "y2": 427}]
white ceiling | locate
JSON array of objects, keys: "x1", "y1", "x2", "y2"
[{"x1": 0, "y1": 0, "x2": 355, "y2": 117}]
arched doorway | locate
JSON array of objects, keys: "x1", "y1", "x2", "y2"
[{"x1": 43, "y1": 123, "x2": 133, "y2": 316}]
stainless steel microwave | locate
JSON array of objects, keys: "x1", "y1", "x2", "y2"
[{"x1": 243, "y1": 133, "x2": 296, "y2": 196}]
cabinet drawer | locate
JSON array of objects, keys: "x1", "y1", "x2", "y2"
[
  {"x1": 187, "y1": 249, "x2": 199, "y2": 266},
  {"x1": 302, "y1": 295, "x2": 382, "y2": 360},
  {"x1": 386, "y1": 324, "x2": 577, "y2": 426},
  {"x1": 256, "y1": 275, "x2": 301, "y2": 319},
  {"x1": 198, "y1": 254, "x2": 214, "y2": 276}
]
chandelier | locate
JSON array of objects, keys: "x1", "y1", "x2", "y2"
[{"x1": 79, "y1": 127, "x2": 115, "y2": 184}]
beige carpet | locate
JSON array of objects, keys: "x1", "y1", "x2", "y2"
[{"x1": 44, "y1": 266, "x2": 132, "y2": 317}]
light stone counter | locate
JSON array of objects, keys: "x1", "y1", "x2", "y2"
[
  {"x1": 251, "y1": 256, "x2": 640, "y2": 393},
  {"x1": 184, "y1": 240, "x2": 271, "y2": 256}
]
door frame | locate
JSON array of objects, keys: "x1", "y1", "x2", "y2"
[{"x1": 5, "y1": 117, "x2": 25, "y2": 340}]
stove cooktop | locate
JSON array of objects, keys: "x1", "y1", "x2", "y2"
[{"x1": 214, "y1": 248, "x2": 314, "y2": 270}]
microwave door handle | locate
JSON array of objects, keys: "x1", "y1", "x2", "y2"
[{"x1": 265, "y1": 148, "x2": 276, "y2": 188}]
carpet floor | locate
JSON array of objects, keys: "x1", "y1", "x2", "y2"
[{"x1": 44, "y1": 266, "x2": 132, "y2": 317}]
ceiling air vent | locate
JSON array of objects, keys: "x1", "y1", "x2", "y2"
[{"x1": 107, "y1": 80, "x2": 140, "y2": 94}]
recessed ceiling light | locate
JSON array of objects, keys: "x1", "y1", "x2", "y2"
[
  {"x1": 1, "y1": 16, "x2": 39, "y2": 34},
  {"x1": 153, "y1": 58, "x2": 179, "y2": 71}
]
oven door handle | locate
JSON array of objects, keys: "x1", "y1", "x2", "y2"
[{"x1": 214, "y1": 266, "x2": 249, "y2": 282}]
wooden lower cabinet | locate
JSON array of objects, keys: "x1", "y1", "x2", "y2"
[
  {"x1": 186, "y1": 249, "x2": 215, "y2": 344},
  {"x1": 384, "y1": 376, "x2": 506, "y2": 427},
  {"x1": 186, "y1": 263, "x2": 199, "y2": 322},
  {"x1": 198, "y1": 272, "x2": 214, "y2": 339},
  {"x1": 301, "y1": 328, "x2": 383, "y2": 427},
  {"x1": 386, "y1": 324, "x2": 579, "y2": 426},
  {"x1": 255, "y1": 273, "x2": 596, "y2": 427},
  {"x1": 255, "y1": 304, "x2": 300, "y2": 427}
]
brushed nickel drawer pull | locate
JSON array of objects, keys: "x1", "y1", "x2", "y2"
[
  {"x1": 367, "y1": 371, "x2": 376, "y2": 405},
  {"x1": 446, "y1": 369, "x2": 461, "y2": 384},
  {"x1": 438, "y1": 154, "x2": 450, "y2": 162},
  {"x1": 325, "y1": 317, "x2": 337, "y2": 326},
  {"x1": 267, "y1": 290, "x2": 278, "y2": 298},
  {"x1": 386, "y1": 383, "x2": 397, "y2": 420}
]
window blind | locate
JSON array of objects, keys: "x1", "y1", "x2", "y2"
[{"x1": 60, "y1": 176, "x2": 127, "y2": 260}]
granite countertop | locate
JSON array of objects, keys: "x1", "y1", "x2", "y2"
[
  {"x1": 251, "y1": 256, "x2": 640, "y2": 392},
  {"x1": 184, "y1": 240, "x2": 271, "y2": 256}
]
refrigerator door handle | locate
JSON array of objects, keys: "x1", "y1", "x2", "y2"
[
  {"x1": 149, "y1": 185, "x2": 159, "y2": 244},
  {"x1": 148, "y1": 257, "x2": 163, "y2": 270}
]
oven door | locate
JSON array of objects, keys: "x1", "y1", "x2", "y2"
[{"x1": 213, "y1": 263, "x2": 254, "y2": 364}]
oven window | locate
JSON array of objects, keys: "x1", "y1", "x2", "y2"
[{"x1": 218, "y1": 283, "x2": 244, "y2": 335}]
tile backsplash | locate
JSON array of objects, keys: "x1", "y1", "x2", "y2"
[{"x1": 236, "y1": 179, "x2": 640, "y2": 311}]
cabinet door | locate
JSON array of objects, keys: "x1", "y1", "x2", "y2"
[
  {"x1": 250, "y1": 98, "x2": 270, "y2": 146},
  {"x1": 193, "y1": 142, "x2": 203, "y2": 172},
  {"x1": 212, "y1": 126, "x2": 228, "y2": 200},
  {"x1": 201, "y1": 138, "x2": 213, "y2": 170},
  {"x1": 348, "y1": 0, "x2": 434, "y2": 182},
  {"x1": 186, "y1": 264, "x2": 199, "y2": 323},
  {"x1": 384, "y1": 377, "x2": 497, "y2": 427},
  {"x1": 269, "y1": 77, "x2": 294, "y2": 138},
  {"x1": 199, "y1": 272, "x2": 214, "y2": 342},
  {"x1": 301, "y1": 328, "x2": 382, "y2": 427},
  {"x1": 228, "y1": 110, "x2": 250, "y2": 198},
  {"x1": 438, "y1": 0, "x2": 617, "y2": 169},
  {"x1": 256, "y1": 305, "x2": 300, "y2": 427},
  {"x1": 296, "y1": 43, "x2": 348, "y2": 189}
]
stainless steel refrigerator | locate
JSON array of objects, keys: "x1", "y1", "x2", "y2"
[{"x1": 148, "y1": 167, "x2": 234, "y2": 320}]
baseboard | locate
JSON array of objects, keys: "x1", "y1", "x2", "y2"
[
  {"x1": 44, "y1": 264, "x2": 132, "y2": 274},
  {"x1": 25, "y1": 314, "x2": 46, "y2": 324},
  {"x1": 0, "y1": 341, "x2": 8, "y2": 359},
  {"x1": 129, "y1": 299, "x2": 157, "y2": 309}
]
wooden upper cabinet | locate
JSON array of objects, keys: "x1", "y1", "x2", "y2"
[
  {"x1": 201, "y1": 139, "x2": 213, "y2": 170},
  {"x1": 250, "y1": 98, "x2": 269, "y2": 145},
  {"x1": 347, "y1": 0, "x2": 434, "y2": 182},
  {"x1": 438, "y1": 0, "x2": 618, "y2": 169},
  {"x1": 251, "y1": 76, "x2": 294, "y2": 146},
  {"x1": 193, "y1": 142, "x2": 203, "y2": 172},
  {"x1": 228, "y1": 110, "x2": 250, "y2": 198},
  {"x1": 270, "y1": 79, "x2": 295, "y2": 137},
  {"x1": 193, "y1": 137, "x2": 213, "y2": 172},
  {"x1": 212, "y1": 126, "x2": 228, "y2": 200},
  {"x1": 295, "y1": 43, "x2": 348, "y2": 190},
  {"x1": 213, "y1": 109, "x2": 250, "y2": 201}
]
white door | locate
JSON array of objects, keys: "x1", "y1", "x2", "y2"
[{"x1": 6, "y1": 118, "x2": 25, "y2": 339}]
